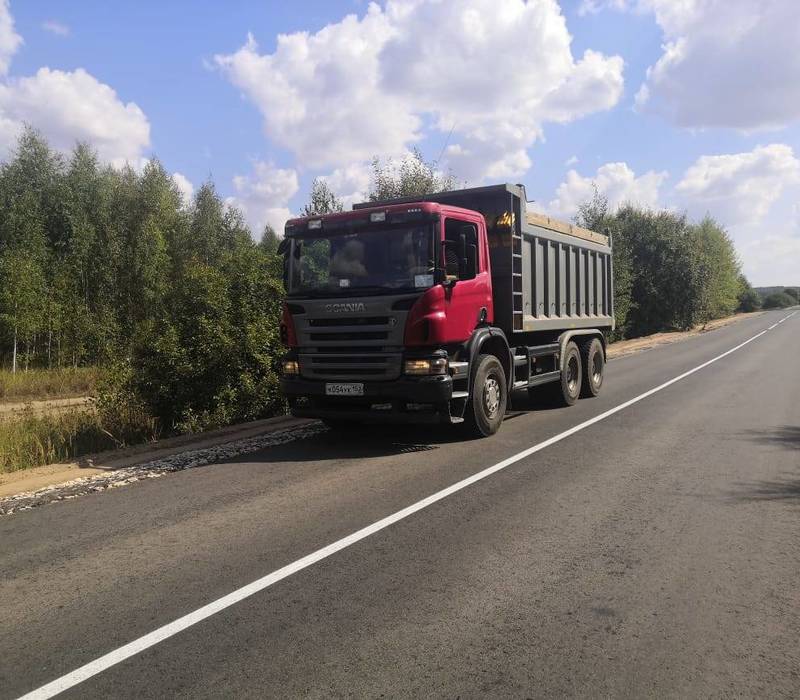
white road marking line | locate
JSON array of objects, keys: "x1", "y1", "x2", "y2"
[
  {"x1": 765, "y1": 310, "x2": 793, "y2": 331},
  {"x1": 18, "y1": 322, "x2": 781, "y2": 700}
]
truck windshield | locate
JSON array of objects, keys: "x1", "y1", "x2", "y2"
[{"x1": 287, "y1": 225, "x2": 436, "y2": 296}]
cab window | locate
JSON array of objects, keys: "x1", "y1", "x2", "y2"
[{"x1": 443, "y1": 219, "x2": 478, "y2": 281}]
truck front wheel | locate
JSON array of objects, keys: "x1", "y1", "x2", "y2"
[{"x1": 465, "y1": 354, "x2": 507, "y2": 437}]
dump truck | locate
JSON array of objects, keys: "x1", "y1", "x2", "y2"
[{"x1": 278, "y1": 183, "x2": 614, "y2": 437}]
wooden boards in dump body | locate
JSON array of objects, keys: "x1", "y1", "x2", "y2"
[{"x1": 525, "y1": 211, "x2": 609, "y2": 247}]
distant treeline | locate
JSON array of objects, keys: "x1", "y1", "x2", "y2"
[
  {"x1": 0, "y1": 132, "x2": 762, "y2": 434},
  {"x1": 574, "y1": 192, "x2": 759, "y2": 339},
  {"x1": 754, "y1": 286, "x2": 799, "y2": 309}
]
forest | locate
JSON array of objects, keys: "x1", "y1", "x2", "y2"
[{"x1": 0, "y1": 130, "x2": 766, "y2": 467}]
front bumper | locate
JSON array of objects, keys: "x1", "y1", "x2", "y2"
[{"x1": 281, "y1": 374, "x2": 456, "y2": 424}]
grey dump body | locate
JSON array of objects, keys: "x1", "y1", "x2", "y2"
[{"x1": 355, "y1": 183, "x2": 614, "y2": 337}]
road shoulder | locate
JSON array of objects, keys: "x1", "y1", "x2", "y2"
[
  {"x1": 0, "y1": 414, "x2": 316, "y2": 501},
  {"x1": 606, "y1": 311, "x2": 762, "y2": 359}
]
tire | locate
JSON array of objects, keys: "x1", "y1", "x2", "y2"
[
  {"x1": 555, "y1": 342, "x2": 582, "y2": 406},
  {"x1": 465, "y1": 354, "x2": 507, "y2": 437},
  {"x1": 579, "y1": 337, "x2": 604, "y2": 398}
]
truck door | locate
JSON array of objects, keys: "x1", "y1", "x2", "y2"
[{"x1": 441, "y1": 215, "x2": 492, "y2": 342}]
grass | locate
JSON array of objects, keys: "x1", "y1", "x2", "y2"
[
  {"x1": 0, "y1": 367, "x2": 103, "y2": 403},
  {"x1": 0, "y1": 405, "x2": 160, "y2": 473}
]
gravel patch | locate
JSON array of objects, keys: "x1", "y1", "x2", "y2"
[{"x1": 0, "y1": 422, "x2": 326, "y2": 517}]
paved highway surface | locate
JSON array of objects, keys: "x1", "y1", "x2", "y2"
[{"x1": 2, "y1": 309, "x2": 799, "y2": 699}]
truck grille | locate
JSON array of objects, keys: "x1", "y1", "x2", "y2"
[
  {"x1": 308, "y1": 317, "x2": 390, "y2": 327},
  {"x1": 309, "y1": 331, "x2": 389, "y2": 342},
  {"x1": 296, "y1": 312, "x2": 405, "y2": 381}
]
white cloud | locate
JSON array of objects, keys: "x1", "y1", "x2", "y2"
[
  {"x1": 0, "y1": 0, "x2": 21, "y2": 75},
  {"x1": 548, "y1": 161, "x2": 667, "y2": 218},
  {"x1": 738, "y1": 235, "x2": 800, "y2": 287},
  {"x1": 215, "y1": 17, "x2": 418, "y2": 171},
  {"x1": 565, "y1": 155, "x2": 578, "y2": 166},
  {"x1": 215, "y1": 0, "x2": 624, "y2": 182},
  {"x1": 593, "y1": 0, "x2": 800, "y2": 130},
  {"x1": 172, "y1": 172, "x2": 194, "y2": 207},
  {"x1": 319, "y1": 161, "x2": 372, "y2": 210},
  {"x1": 226, "y1": 161, "x2": 299, "y2": 234},
  {"x1": 676, "y1": 144, "x2": 800, "y2": 225},
  {"x1": 0, "y1": 67, "x2": 151, "y2": 165},
  {"x1": 578, "y1": 0, "x2": 629, "y2": 15},
  {"x1": 543, "y1": 147, "x2": 800, "y2": 285},
  {"x1": 676, "y1": 144, "x2": 800, "y2": 286},
  {"x1": 42, "y1": 20, "x2": 70, "y2": 37},
  {"x1": 0, "y1": 4, "x2": 150, "y2": 165}
]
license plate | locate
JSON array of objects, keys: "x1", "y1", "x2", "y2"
[{"x1": 325, "y1": 382, "x2": 364, "y2": 397}]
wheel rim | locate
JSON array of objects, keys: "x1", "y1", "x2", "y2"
[
  {"x1": 484, "y1": 375, "x2": 501, "y2": 417},
  {"x1": 566, "y1": 355, "x2": 579, "y2": 394},
  {"x1": 592, "y1": 352, "x2": 603, "y2": 385}
]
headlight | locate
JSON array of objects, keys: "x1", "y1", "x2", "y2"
[
  {"x1": 404, "y1": 358, "x2": 448, "y2": 375},
  {"x1": 282, "y1": 360, "x2": 300, "y2": 375}
]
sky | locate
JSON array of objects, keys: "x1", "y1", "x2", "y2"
[{"x1": 2, "y1": 0, "x2": 799, "y2": 286}]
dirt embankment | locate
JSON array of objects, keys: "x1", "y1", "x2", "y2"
[{"x1": 606, "y1": 312, "x2": 763, "y2": 359}]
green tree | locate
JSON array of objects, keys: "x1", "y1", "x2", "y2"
[
  {"x1": 259, "y1": 223, "x2": 284, "y2": 279},
  {"x1": 0, "y1": 129, "x2": 57, "y2": 370},
  {"x1": 259, "y1": 224, "x2": 280, "y2": 255},
  {"x1": 189, "y1": 181, "x2": 227, "y2": 265},
  {"x1": 117, "y1": 160, "x2": 174, "y2": 332},
  {"x1": 368, "y1": 148, "x2": 458, "y2": 201},
  {"x1": 610, "y1": 206, "x2": 698, "y2": 335},
  {"x1": 63, "y1": 144, "x2": 123, "y2": 363},
  {"x1": 783, "y1": 287, "x2": 800, "y2": 303},
  {"x1": 575, "y1": 199, "x2": 748, "y2": 338},
  {"x1": 302, "y1": 178, "x2": 344, "y2": 216},
  {"x1": 688, "y1": 216, "x2": 741, "y2": 325},
  {"x1": 0, "y1": 246, "x2": 47, "y2": 372},
  {"x1": 736, "y1": 276, "x2": 761, "y2": 312},
  {"x1": 575, "y1": 189, "x2": 632, "y2": 339},
  {"x1": 762, "y1": 291, "x2": 795, "y2": 309},
  {"x1": 129, "y1": 248, "x2": 284, "y2": 433}
]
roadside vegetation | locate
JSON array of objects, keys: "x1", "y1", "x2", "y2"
[
  {"x1": 0, "y1": 404, "x2": 157, "y2": 473},
  {"x1": 756, "y1": 287, "x2": 798, "y2": 310},
  {"x1": 0, "y1": 131, "x2": 766, "y2": 472},
  {"x1": 574, "y1": 191, "x2": 758, "y2": 340},
  {"x1": 0, "y1": 366, "x2": 101, "y2": 402}
]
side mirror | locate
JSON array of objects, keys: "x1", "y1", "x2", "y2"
[{"x1": 277, "y1": 238, "x2": 290, "y2": 255}]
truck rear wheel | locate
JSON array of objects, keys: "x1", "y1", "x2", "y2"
[
  {"x1": 580, "y1": 337, "x2": 604, "y2": 398},
  {"x1": 556, "y1": 342, "x2": 582, "y2": 406},
  {"x1": 465, "y1": 354, "x2": 507, "y2": 437}
]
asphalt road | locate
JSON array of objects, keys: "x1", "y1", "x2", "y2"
[{"x1": 2, "y1": 309, "x2": 799, "y2": 699}]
